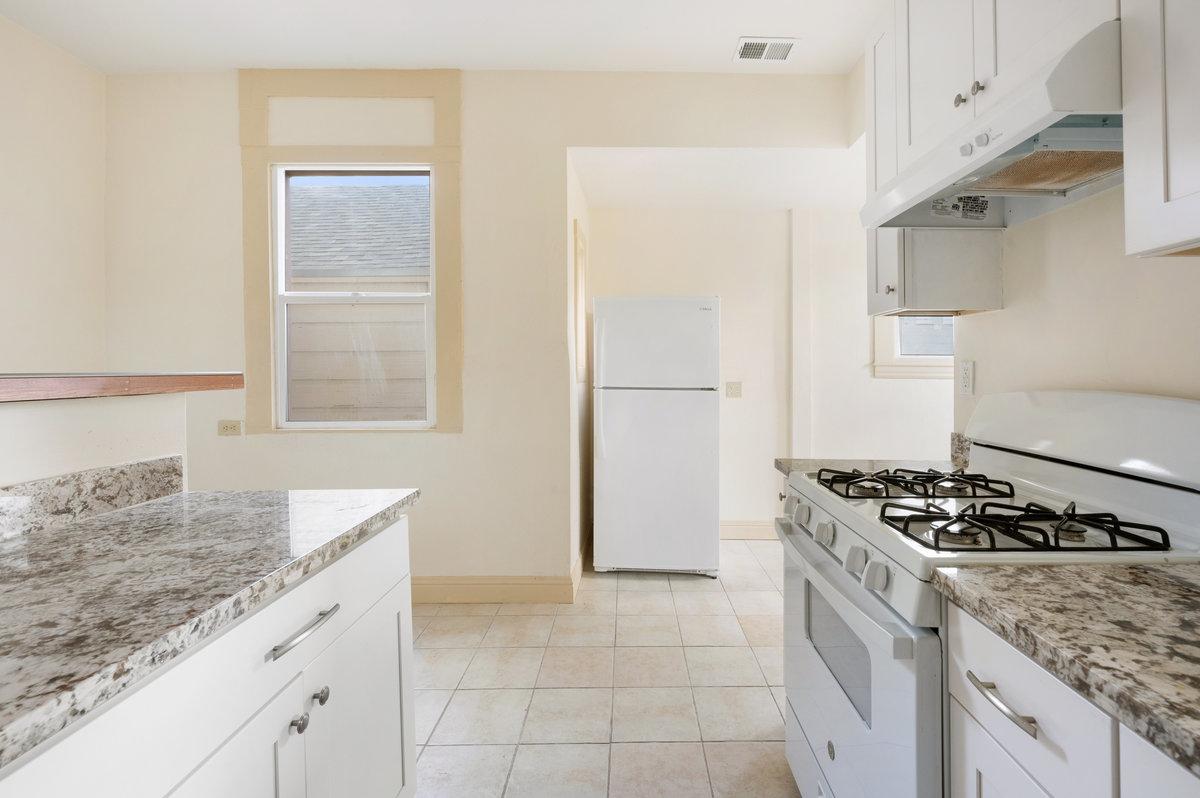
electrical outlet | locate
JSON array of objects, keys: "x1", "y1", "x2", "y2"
[
  {"x1": 957, "y1": 361, "x2": 975, "y2": 396},
  {"x1": 725, "y1": 381, "x2": 743, "y2": 399},
  {"x1": 217, "y1": 419, "x2": 243, "y2": 437}
]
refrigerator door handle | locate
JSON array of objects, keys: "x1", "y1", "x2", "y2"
[{"x1": 595, "y1": 390, "x2": 607, "y2": 460}]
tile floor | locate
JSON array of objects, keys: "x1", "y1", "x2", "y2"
[{"x1": 410, "y1": 539, "x2": 800, "y2": 797}]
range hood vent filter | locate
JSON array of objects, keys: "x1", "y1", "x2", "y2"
[{"x1": 969, "y1": 149, "x2": 1124, "y2": 194}]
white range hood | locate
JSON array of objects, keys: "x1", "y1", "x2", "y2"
[{"x1": 861, "y1": 21, "x2": 1123, "y2": 229}]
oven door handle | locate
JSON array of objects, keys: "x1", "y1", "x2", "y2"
[{"x1": 776, "y1": 517, "x2": 916, "y2": 660}]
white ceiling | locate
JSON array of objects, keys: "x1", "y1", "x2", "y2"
[
  {"x1": 569, "y1": 144, "x2": 865, "y2": 211},
  {"x1": 0, "y1": 0, "x2": 887, "y2": 74}
]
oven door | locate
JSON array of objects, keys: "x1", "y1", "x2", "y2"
[{"x1": 777, "y1": 518, "x2": 942, "y2": 798}]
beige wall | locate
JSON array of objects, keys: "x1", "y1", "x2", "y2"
[
  {"x1": 114, "y1": 70, "x2": 852, "y2": 594},
  {"x1": 803, "y1": 209, "x2": 953, "y2": 458},
  {"x1": 0, "y1": 17, "x2": 106, "y2": 372},
  {"x1": 955, "y1": 188, "x2": 1200, "y2": 430},
  {"x1": 566, "y1": 156, "x2": 592, "y2": 568},
  {"x1": 587, "y1": 208, "x2": 792, "y2": 524}
]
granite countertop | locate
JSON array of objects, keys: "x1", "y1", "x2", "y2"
[
  {"x1": 933, "y1": 564, "x2": 1200, "y2": 778},
  {"x1": 0, "y1": 488, "x2": 419, "y2": 771},
  {"x1": 774, "y1": 458, "x2": 954, "y2": 476}
]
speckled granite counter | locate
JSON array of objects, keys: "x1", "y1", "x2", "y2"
[
  {"x1": 0, "y1": 488, "x2": 419, "y2": 770},
  {"x1": 933, "y1": 564, "x2": 1200, "y2": 778},
  {"x1": 775, "y1": 458, "x2": 953, "y2": 476}
]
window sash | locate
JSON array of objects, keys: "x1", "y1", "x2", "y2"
[
  {"x1": 871, "y1": 316, "x2": 953, "y2": 380},
  {"x1": 272, "y1": 164, "x2": 437, "y2": 429}
]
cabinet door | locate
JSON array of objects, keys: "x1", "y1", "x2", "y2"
[
  {"x1": 950, "y1": 699, "x2": 1049, "y2": 798},
  {"x1": 168, "y1": 677, "x2": 307, "y2": 798},
  {"x1": 1120, "y1": 724, "x2": 1200, "y2": 798},
  {"x1": 896, "y1": 0, "x2": 975, "y2": 169},
  {"x1": 1123, "y1": 0, "x2": 1200, "y2": 256},
  {"x1": 970, "y1": 0, "x2": 1117, "y2": 115},
  {"x1": 867, "y1": 228, "x2": 903, "y2": 315},
  {"x1": 866, "y1": 16, "x2": 898, "y2": 194},
  {"x1": 303, "y1": 577, "x2": 415, "y2": 798}
]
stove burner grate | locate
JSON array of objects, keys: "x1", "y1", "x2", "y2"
[{"x1": 817, "y1": 467, "x2": 1016, "y2": 499}]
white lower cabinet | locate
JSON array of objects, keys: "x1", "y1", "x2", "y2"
[
  {"x1": 1120, "y1": 724, "x2": 1200, "y2": 798},
  {"x1": 950, "y1": 699, "x2": 1049, "y2": 798}
]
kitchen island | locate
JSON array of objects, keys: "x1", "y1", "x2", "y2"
[
  {"x1": 0, "y1": 487, "x2": 419, "y2": 797},
  {"x1": 935, "y1": 563, "x2": 1200, "y2": 792}
]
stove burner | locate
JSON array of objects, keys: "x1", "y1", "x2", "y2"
[
  {"x1": 878, "y1": 499, "x2": 1172, "y2": 553},
  {"x1": 850, "y1": 481, "x2": 886, "y2": 497}
]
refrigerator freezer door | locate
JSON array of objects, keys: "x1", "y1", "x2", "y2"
[
  {"x1": 593, "y1": 387, "x2": 719, "y2": 573},
  {"x1": 593, "y1": 297, "x2": 719, "y2": 389}
]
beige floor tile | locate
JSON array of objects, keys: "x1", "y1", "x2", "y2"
[
  {"x1": 770, "y1": 685, "x2": 788, "y2": 718},
  {"x1": 726, "y1": 590, "x2": 784, "y2": 616},
  {"x1": 505, "y1": 744, "x2": 610, "y2": 798},
  {"x1": 536, "y1": 646, "x2": 614, "y2": 687},
  {"x1": 415, "y1": 744, "x2": 423, "y2": 760},
  {"x1": 668, "y1": 573, "x2": 725, "y2": 592},
  {"x1": 414, "y1": 648, "x2": 475, "y2": 689},
  {"x1": 579, "y1": 570, "x2": 619, "y2": 591},
  {"x1": 705, "y1": 742, "x2": 802, "y2": 798},
  {"x1": 415, "y1": 616, "x2": 493, "y2": 648},
  {"x1": 556, "y1": 590, "x2": 617, "y2": 616},
  {"x1": 428, "y1": 689, "x2": 532, "y2": 744},
  {"x1": 616, "y1": 590, "x2": 676, "y2": 615},
  {"x1": 614, "y1": 646, "x2": 690, "y2": 687},
  {"x1": 617, "y1": 572, "x2": 672, "y2": 591},
  {"x1": 720, "y1": 540, "x2": 751, "y2": 556},
  {"x1": 412, "y1": 603, "x2": 441, "y2": 617},
  {"x1": 611, "y1": 687, "x2": 700, "y2": 742},
  {"x1": 549, "y1": 615, "x2": 616, "y2": 646},
  {"x1": 460, "y1": 647, "x2": 545, "y2": 689},
  {"x1": 678, "y1": 615, "x2": 748, "y2": 646},
  {"x1": 437, "y1": 602, "x2": 501, "y2": 616},
  {"x1": 413, "y1": 617, "x2": 432, "y2": 638},
  {"x1": 685, "y1": 647, "x2": 765, "y2": 686},
  {"x1": 521, "y1": 688, "x2": 613, "y2": 743},
  {"x1": 753, "y1": 646, "x2": 785, "y2": 686},
  {"x1": 480, "y1": 615, "x2": 554, "y2": 647},
  {"x1": 719, "y1": 568, "x2": 777, "y2": 591},
  {"x1": 616, "y1": 615, "x2": 682, "y2": 646},
  {"x1": 414, "y1": 689, "x2": 453, "y2": 745},
  {"x1": 672, "y1": 592, "x2": 735, "y2": 616},
  {"x1": 416, "y1": 744, "x2": 515, "y2": 798},
  {"x1": 498, "y1": 602, "x2": 560, "y2": 615},
  {"x1": 608, "y1": 743, "x2": 712, "y2": 798},
  {"x1": 738, "y1": 614, "x2": 784, "y2": 646},
  {"x1": 692, "y1": 687, "x2": 784, "y2": 741}
]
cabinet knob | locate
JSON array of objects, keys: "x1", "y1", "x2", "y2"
[
  {"x1": 778, "y1": 492, "x2": 786, "y2": 501},
  {"x1": 312, "y1": 686, "x2": 331, "y2": 706},
  {"x1": 970, "y1": 80, "x2": 986, "y2": 95},
  {"x1": 290, "y1": 713, "x2": 310, "y2": 735},
  {"x1": 884, "y1": 285, "x2": 896, "y2": 294},
  {"x1": 953, "y1": 92, "x2": 968, "y2": 108}
]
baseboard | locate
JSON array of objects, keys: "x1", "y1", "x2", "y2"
[
  {"x1": 720, "y1": 520, "x2": 775, "y2": 540},
  {"x1": 412, "y1": 574, "x2": 576, "y2": 604}
]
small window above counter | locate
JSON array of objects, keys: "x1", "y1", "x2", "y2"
[{"x1": 0, "y1": 373, "x2": 244, "y2": 403}]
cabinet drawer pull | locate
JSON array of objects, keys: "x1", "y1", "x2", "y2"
[
  {"x1": 271, "y1": 604, "x2": 341, "y2": 661},
  {"x1": 967, "y1": 670, "x2": 1038, "y2": 739}
]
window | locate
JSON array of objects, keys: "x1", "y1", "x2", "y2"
[
  {"x1": 273, "y1": 167, "x2": 435, "y2": 428},
  {"x1": 872, "y1": 315, "x2": 954, "y2": 379}
]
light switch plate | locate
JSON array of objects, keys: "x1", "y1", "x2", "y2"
[
  {"x1": 725, "y1": 381, "x2": 743, "y2": 399},
  {"x1": 217, "y1": 419, "x2": 243, "y2": 437},
  {"x1": 957, "y1": 361, "x2": 975, "y2": 396}
]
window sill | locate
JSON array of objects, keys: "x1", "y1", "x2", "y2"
[{"x1": 872, "y1": 363, "x2": 953, "y2": 380}]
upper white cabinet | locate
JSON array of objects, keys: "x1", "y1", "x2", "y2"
[
  {"x1": 1122, "y1": 0, "x2": 1200, "y2": 256},
  {"x1": 895, "y1": 0, "x2": 976, "y2": 170},
  {"x1": 868, "y1": 228, "x2": 1003, "y2": 316},
  {"x1": 866, "y1": 15, "x2": 899, "y2": 193}
]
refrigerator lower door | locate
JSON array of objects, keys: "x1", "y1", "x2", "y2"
[{"x1": 593, "y1": 388, "x2": 719, "y2": 573}]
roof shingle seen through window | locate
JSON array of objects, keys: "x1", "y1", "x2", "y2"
[{"x1": 286, "y1": 183, "x2": 431, "y2": 279}]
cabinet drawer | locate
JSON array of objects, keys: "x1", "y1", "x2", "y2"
[
  {"x1": 947, "y1": 604, "x2": 1116, "y2": 798},
  {"x1": 0, "y1": 517, "x2": 410, "y2": 798}
]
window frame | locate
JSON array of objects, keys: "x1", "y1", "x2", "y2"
[
  {"x1": 871, "y1": 315, "x2": 954, "y2": 380},
  {"x1": 270, "y1": 163, "x2": 438, "y2": 430}
]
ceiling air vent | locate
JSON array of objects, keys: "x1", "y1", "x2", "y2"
[{"x1": 735, "y1": 37, "x2": 796, "y2": 63}]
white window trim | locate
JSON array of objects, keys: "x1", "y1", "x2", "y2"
[
  {"x1": 872, "y1": 316, "x2": 953, "y2": 379},
  {"x1": 270, "y1": 163, "x2": 437, "y2": 430}
]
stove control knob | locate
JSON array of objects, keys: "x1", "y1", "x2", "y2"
[
  {"x1": 793, "y1": 503, "x2": 812, "y2": 526},
  {"x1": 843, "y1": 545, "x2": 868, "y2": 576},
  {"x1": 861, "y1": 561, "x2": 890, "y2": 592},
  {"x1": 815, "y1": 520, "x2": 836, "y2": 547}
]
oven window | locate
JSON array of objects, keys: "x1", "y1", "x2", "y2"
[{"x1": 807, "y1": 583, "x2": 872, "y2": 726}]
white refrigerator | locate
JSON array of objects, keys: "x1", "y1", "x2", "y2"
[{"x1": 592, "y1": 296, "x2": 720, "y2": 575}]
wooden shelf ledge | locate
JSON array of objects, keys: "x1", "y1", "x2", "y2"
[{"x1": 0, "y1": 373, "x2": 245, "y2": 403}]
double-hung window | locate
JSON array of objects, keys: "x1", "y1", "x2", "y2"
[
  {"x1": 872, "y1": 315, "x2": 954, "y2": 379},
  {"x1": 273, "y1": 167, "x2": 435, "y2": 428}
]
